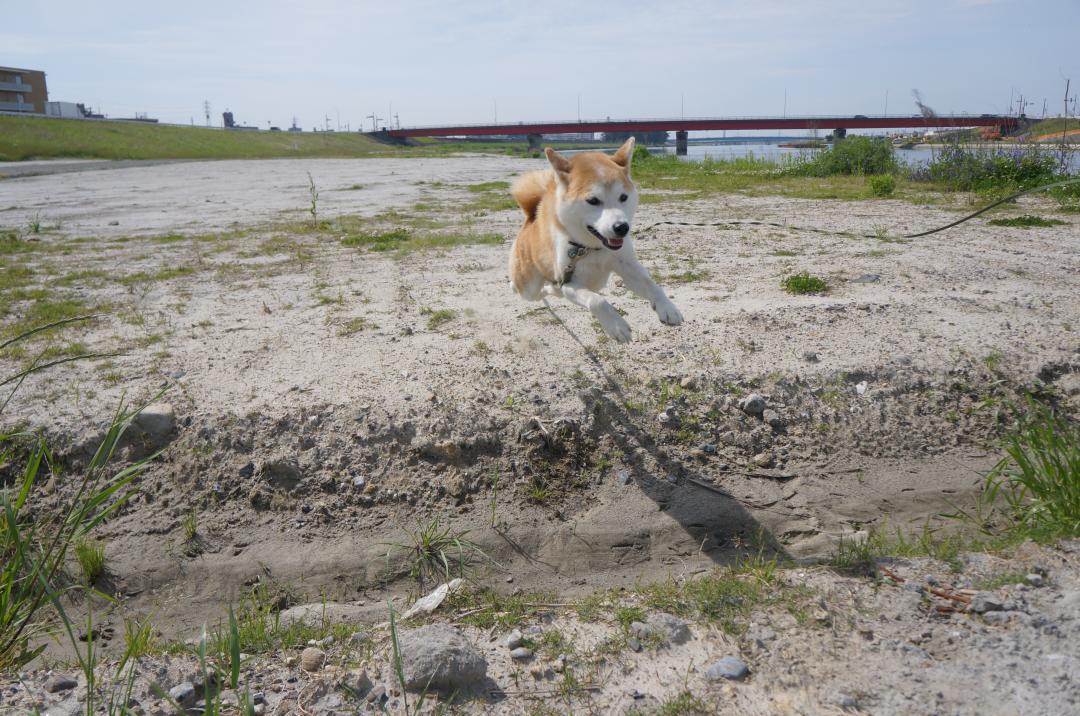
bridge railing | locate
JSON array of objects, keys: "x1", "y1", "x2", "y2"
[{"x1": 391, "y1": 113, "x2": 1014, "y2": 132}]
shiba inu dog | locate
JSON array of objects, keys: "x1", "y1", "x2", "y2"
[{"x1": 508, "y1": 137, "x2": 683, "y2": 343}]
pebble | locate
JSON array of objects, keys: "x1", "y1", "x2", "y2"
[
  {"x1": 617, "y1": 469, "x2": 632, "y2": 486},
  {"x1": 1025, "y1": 573, "x2": 1046, "y2": 588},
  {"x1": 752, "y1": 452, "x2": 774, "y2": 468},
  {"x1": 701, "y1": 442, "x2": 717, "y2": 454},
  {"x1": 630, "y1": 622, "x2": 657, "y2": 640},
  {"x1": 649, "y1": 613, "x2": 692, "y2": 645},
  {"x1": 982, "y1": 611, "x2": 1015, "y2": 625},
  {"x1": 969, "y1": 593, "x2": 1005, "y2": 614},
  {"x1": 762, "y1": 409, "x2": 784, "y2": 429},
  {"x1": 367, "y1": 684, "x2": 386, "y2": 703},
  {"x1": 506, "y1": 630, "x2": 524, "y2": 649},
  {"x1": 738, "y1": 393, "x2": 766, "y2": 416},
  {"x1": 44, "y1": 674, "x2": 77, "y2": 693},
  {"x1": 300, "y1": 647, "x2": 326, "y2": 672},
  {"x1": 628, "y1": 637, "x2": 642, "y2": 652},
  {"x1": 657, "y1": 409, "x2": 678, "y2": 426},
  {"x1": 831, "y1": 690, "x2": 858, "y2": 709},
  {"x1": 552, "y1": 656, "x2": 566, "y2": 673},
  {"x1": 510, "y1": 647, "x2": 534, "y2": 660},
  {"x1": 704, "y1": 656, "x2": 749, "y2": 681},
  {"x1": 803, "y1": 351, "x2": 820, "y2": 363},
  {"x1": 168, "y1": 682, "x2": 197, "y2": 707},
  {"x1": 680, "y1": 375, "x2": 698, "y2": 390}
]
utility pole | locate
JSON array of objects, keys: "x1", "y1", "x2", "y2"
[
  {"x1": 1064, "y1": 79, "x2": 1072, "y2": 171},
  {"x1": 203, "y1": 100, "x2": 210, "y2": 127},
  {"x1": 325, "y1": 115, "x2": 331, "y2": 131},
  {"x1": 367, "y1": 113, "x2": 376, "y2": 131},
  {"x1": 394, "y1": 113, "x2": 400, "y2": 129}
]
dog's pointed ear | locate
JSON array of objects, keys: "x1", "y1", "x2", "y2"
[
  {"x1": 545, "y1": 147, "x2": 571, "y2": 185},
  {"x1": 612, "y1": 136, "x2": 636, "y2": 171}
]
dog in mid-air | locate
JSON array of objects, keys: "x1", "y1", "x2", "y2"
[{"x1": 508, "y1": 137, "x2": 683, "y2": 343}]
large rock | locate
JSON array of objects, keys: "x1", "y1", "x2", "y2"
[
  {"x1": 133, "y1": 403, "x2": 176, "y2": 439},
  {"x1": 278, "y1": 602, "x2": 369, "y2": 628},
  {"x1": 397, "y1": 624, "x2": 487, "y2": 692}
]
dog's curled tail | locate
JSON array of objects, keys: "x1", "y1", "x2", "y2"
[{"x1": 511, "y1": 170, "x2": 552, "y2": 223}]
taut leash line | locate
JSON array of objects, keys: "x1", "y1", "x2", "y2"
[{"x1": 638, "y1": 177, "x2": 1080, "y2": 241}]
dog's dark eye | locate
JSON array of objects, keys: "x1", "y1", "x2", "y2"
[
  {"x1": 619, "y1": 193, "x2": 628, "y2": 202},
  {"x1": 586, "y1": 197, "x2": 601, "y2": 206}
]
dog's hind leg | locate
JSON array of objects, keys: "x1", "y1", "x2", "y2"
[{"x1": 515, "y1": 272, "x2": 546, "y2": 301}]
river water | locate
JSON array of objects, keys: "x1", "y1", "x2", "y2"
[{"x1": 659, "y1": 140, "x2": 1080, "y2": 173}]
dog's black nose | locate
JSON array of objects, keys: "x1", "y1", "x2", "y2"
[{"x1": 613, "y1": 222, "x2": 630, "y2": 237}]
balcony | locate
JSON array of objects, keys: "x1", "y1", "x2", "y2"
[
  {"x1": 0, "y1": 81, "x2": 33, "y2": 93},
  {"x1": 0, "y1": 100, "x2": 36, "y2": 112}
]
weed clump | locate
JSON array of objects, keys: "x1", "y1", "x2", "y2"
[
  {"x1": 420, "y1": 307, "x2": 456, "y2": 330},
  {"x1": 984, "y1": 401, "x2": 1080, "y2": 539},
  {"x1": 869, "y1": 174, "x2": 896, "y2": 197},
  {"x1": 914, "y1": 141, "x2": 1078, "y2": 201},
  {"x1": 782, "y1": 272, "x2": 829, "y2": 295},
  {"x1": 786, "y1": 136, "x2": 898, "y2": 177},
  {"x1": 987, "y1": 215, "x2": 1067, "y2": 228}
]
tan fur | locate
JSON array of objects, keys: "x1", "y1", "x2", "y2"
[
  {"x1": 509, "y1": 170, "x2": 559, "y2": 296},
  {"x1": 508, "y1": 146, "x2": 634, "y2": 299}
]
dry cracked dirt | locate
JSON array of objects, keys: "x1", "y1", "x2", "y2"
[{"x1": 1, "y1": 156, "x2": 1079, "y2": 715}]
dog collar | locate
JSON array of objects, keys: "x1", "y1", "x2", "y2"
[{"x1": 560, "y1": 241, "x2": 591, "y2": 285}]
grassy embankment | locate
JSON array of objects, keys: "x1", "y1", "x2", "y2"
[
  {"x1": 1021, "y1": 117, "x2": 1079, "y2": 142},
  {"x1": 0, "y1": 115, "x2": 532, "y2": 162}
]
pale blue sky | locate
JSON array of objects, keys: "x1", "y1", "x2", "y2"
[{"x1": 4, "y1": 0, "x2": 1077, "y2": 130}]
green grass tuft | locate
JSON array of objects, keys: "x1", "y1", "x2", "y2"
[
  {"x1": 421, "y1": 307, "x2": 456, "y2": 331},
  {"x1": 782, "y1": 272, "x2": 829, "y2": 295},
  {"x1": 75, "y1": 539, "x2": 107, "y2": 584},
  {"x1": 984, "y1": 401, "x2": 1080, "y2": 539}
]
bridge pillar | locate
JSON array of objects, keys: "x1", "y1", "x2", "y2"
[
  {"x1": 526, "y1": 133, "x2": 543, "y2": 151},
  {"x1": 675, "y1": 130, "x2": 688, "y2": 156},
  {"x1": 833, "y1": 127, "x2": 847, "y2": 141}
]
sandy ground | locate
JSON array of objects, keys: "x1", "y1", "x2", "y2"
[{"x1": 2, "y1": 157, "x2": 1080, "y2": 713}]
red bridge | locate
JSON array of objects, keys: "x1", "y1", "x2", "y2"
[{"x1": 382, "y1": 114, "x2": 1021, "y2": 154}]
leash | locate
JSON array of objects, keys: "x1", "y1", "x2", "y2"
[{"x1": 637, "y1": 176, "x2": 1080, "y2": 241}]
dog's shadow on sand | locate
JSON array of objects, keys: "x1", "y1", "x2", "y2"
[{"x1": 523, "y1": 300, "x2": 790, "y2": 568}]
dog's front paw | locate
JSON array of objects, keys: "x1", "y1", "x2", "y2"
[{"x1": 654, "y1": 298, "x2": 684, "y2": 326}]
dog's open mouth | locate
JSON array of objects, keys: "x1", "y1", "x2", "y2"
[{"x1": 587, "y1": 225, "x2": 624, "y2": 250}]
